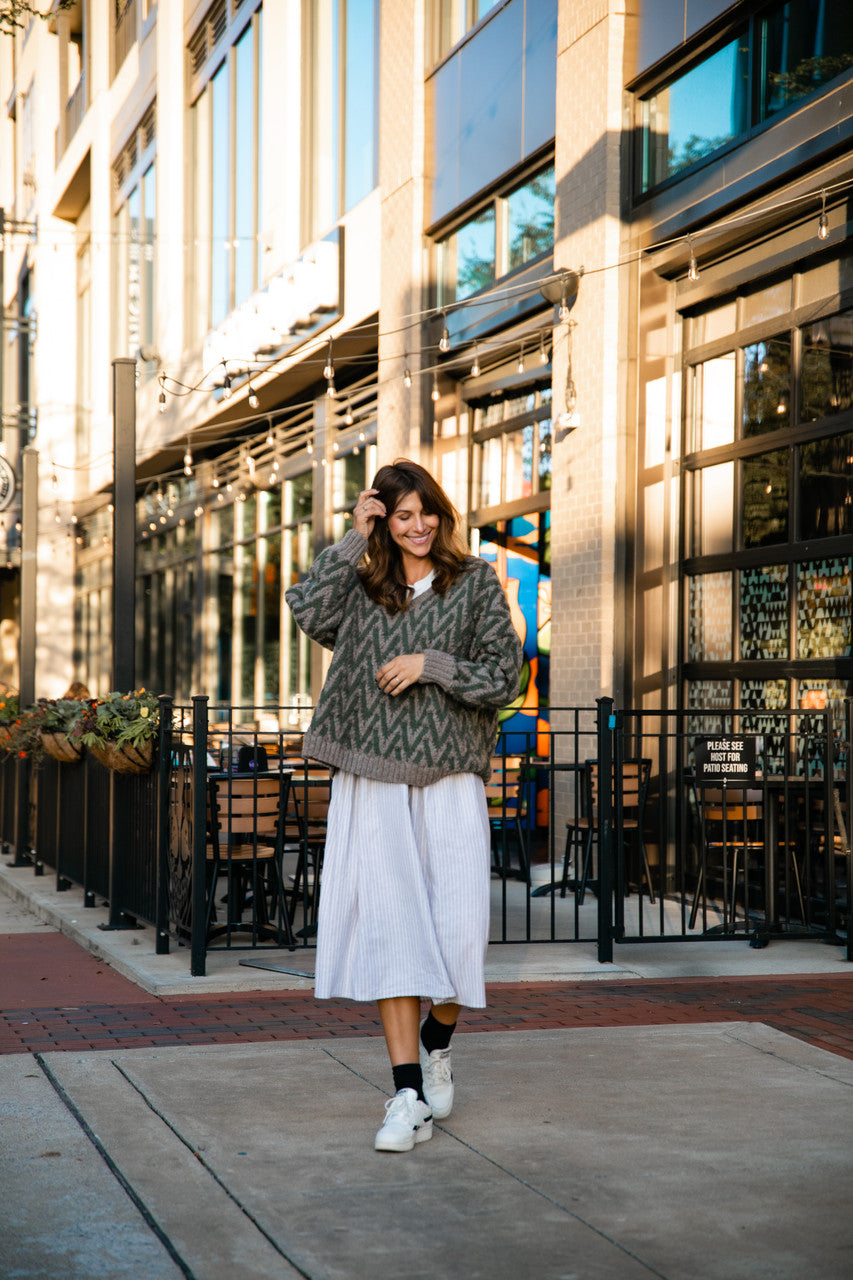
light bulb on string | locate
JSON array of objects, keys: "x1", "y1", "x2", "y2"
[
  {"x1": 223, "y1": 373, "x2": 233, "y2": 398},
  {"x1": 439, "y1": 319, "x2": 450, "y2": 353},
  {"x1": 818, "y1": 189, "x2": 829, "y2": 240},
  {"x1": 687, "y1": 237, "x2": 699, "y2": 282},
  {"x1": 323, "y1": 338, "x2": 335, "y2": 381},
  {"x1": 158, "y1": 389, "x2": 167, "y2": 413},
  {"x1": 266, "y1": 425, "x2": 275, "y2": 448},
  {"x1": 471, "y1": 342, "x2": 480, "y2": 378},
  {"x1": 51, "y1": 469, "x2": 59, "y2": 492},
  {"x1": 517, "y1": 344, "x2": 525, "y2": 374},
  {"x1": 431, "y1": 372, "x2": 440, "y2": 402},
  {"x1": 248, "y1": 382, "x2": 260, "y2": 410},
  {"x1": 183, "y1": 441, "x2": 193, "y2": 477},
  {"x1": 558, "y1": 289, "x2": 570, "y2": 323},
  {"x1": 404, "y1": 364, "x2": 412, "y2": 388},
  {"x1": 344, "y1": 401, "x2": 354, "y2": 426},
  {"x1": 539, "y1": 333, "x2": 549, "y2": 365}
]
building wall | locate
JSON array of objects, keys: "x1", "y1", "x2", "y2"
[{"x1": 550, "y1": 0, "x2": 630, "y2": 711}]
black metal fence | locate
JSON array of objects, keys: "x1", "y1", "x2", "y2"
[{"x1": 6, "y1": 697, "x2": 851, "y2": 972}]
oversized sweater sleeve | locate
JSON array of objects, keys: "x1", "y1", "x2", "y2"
[
  {"x1": 284, "y1": 528, "x2": 367, "y2": 650},
  {"x1": 419, "y1": 561, "x2": 522, "y2": 710}
]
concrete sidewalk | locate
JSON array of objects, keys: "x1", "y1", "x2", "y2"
[
  {"x1": 2, "y1": 865, "x2": 853, "y2": 1279},
  {"x1": 5, "y1": 1025, "x2": 852, "y2": 1280}
]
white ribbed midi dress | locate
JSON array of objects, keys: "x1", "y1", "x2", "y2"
[{"x1": 313, "y1": 574, "x2": 492, "y2": 1009}]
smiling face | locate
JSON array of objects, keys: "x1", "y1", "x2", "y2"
[{"x1": 387, "y1": 491, "x2": 440, "y2": 577}]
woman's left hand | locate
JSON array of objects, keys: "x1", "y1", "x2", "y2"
[{"x1": 376, "y1": 654, "x2": 425, "y2": 696}]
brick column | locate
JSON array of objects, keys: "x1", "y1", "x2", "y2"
[
  {"x1": 376, "y1": 0, "x2": 427, "y2": 466},
  {"x1": 550, "y1": 0, "x2": 632, "y2": 711}
]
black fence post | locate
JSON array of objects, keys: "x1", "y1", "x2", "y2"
[
  {"x1": 597, "y1": 696, "x2": 615, "y2": 963},
  {"x1": 846, "y1": 698, "x2": 852, "y2": 964},
  {"x1": 155, "y1": 696, "x2": 173, "y2": 955},
  {"x1": 190, "y1": 695, "x2": 209, "y2": 977}
]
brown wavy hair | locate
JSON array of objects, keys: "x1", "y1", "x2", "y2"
[{"x1": 358, "y1": 459, "x2": 469, "y2": 614}]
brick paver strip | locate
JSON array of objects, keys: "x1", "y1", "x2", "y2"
[{"x1": 1, "y1": 965, "x2": 852, "y2": 1059}]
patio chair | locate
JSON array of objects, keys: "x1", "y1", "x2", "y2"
[
  {"x1": 688, "y1": 785, "x2": 764, "y2": 931},
  {"x1": 487, "y1": 754, "x2": 529, "y2": 883},
  {"x1": 205, "y1": 770, "x2": 295, "y2": 948},
  {"x1": 562, "y1": 758, "x2": 654, "y2": 904},
  {"x1": 287, "y1": 768, "x2": 332, "y2": 937}
]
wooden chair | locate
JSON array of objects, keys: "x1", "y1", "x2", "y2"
[
  {"x1": 205, "y1": 770, "x2": 295, "y2": 948},
  {"x1": 487, "y1": 755, "x2": 529, "y2": 882},
  {"x1": 287, "y1": 768, "x2": 332, "y2": 937},
  {"x1": 563, "y1": 759, "x2": 654, "y2": 904},
  {"x1": 689, "y1": 786, "x2": 764, "y2": 931}
]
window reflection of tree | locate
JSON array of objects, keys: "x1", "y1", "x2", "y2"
[{"x1": 801, "y1": 311, "x2": 853, "y2": 422}]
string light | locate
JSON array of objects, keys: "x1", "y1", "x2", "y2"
[
  {"x1": 818, "y1": 189, "x2": 829, "y2": 240},
  {"x1": 471, "y1": 342, "x2": 480, "y2": 378},
  {"x1": 687, "y1": 237, "x2": 699, "y2": 282},
  {"x1": 344, "y1": 401, "x2": 354, "y2": 426},
  {"x1": 431, "y1": 372, "x2": 440, "y2": 402},
  {"x1": 539, "y1": 334, "x2": 549, "y2": 365},
  {"x1": 439, "y1": 319, "x2": 450, "y2": 353},
  {"x1": 183, "y1": 440, "x2": 193, "y2": 477},
  {"x1": 323, "y1": 338, "x2": 335, "y2": 381},
  {"x1": 248, "y1": 382, "x2": 260, "y2": 410},
  {"x1": 517, "y1": 344, "x2": 525, "y2": 374},
  {"x1": 558, "y1": 286, "x2": 571, "y2": 323},
  {"x1": 223, "y1": 373, "x2": 233, "y2": 398},
  {"x1": 404, "y1": 365, "x2": 412, "y2": 388}
]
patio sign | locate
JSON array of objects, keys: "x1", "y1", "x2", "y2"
[{"x1": 694, "y1": 736, "x2": 758, "y2": 784}]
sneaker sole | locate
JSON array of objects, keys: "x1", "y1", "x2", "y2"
[{"x1": 374, "y1": 1120, "x2": 433, "y2": 1152}]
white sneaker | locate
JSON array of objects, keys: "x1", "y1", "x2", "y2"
[
  {"x1": 419, "y1": 1039, "x2": 454, "y2": 1120},
  {"x1": 374, "y1": 1089, "x2": 433, "y2": 1153}
]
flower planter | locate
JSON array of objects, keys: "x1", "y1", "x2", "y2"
[
  {"x1": 40, "y1": 731, "x2": 84, "y2": 764},
  {"x1": 89, "y1": 739, "x2": 154, "y2": 775}
]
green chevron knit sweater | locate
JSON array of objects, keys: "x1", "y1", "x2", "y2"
[{"x1": 285, "y1": 529, "x2": 523, "y2": 786}]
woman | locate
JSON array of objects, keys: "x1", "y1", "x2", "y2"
[{"x1": 285, "y1": 459, "x2": 522, "y2": 1152}]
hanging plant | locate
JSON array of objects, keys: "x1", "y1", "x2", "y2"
[
  {"x1": 79, "y1": 689, "x2": 160, "y2": 774},
  {"x1": 38, "y1": 698, "x2": 89, "y2": 763}
]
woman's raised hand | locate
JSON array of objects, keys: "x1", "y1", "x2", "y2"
[{"x1": 353, "y1": 488, "x2": 386, "y2": 539}]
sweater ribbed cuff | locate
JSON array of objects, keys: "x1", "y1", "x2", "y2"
[
  {"x1": 420, "y1": 648, "x2": 458, "y2": 689},
  {"x1": 336, "y1": 528, "x2": 369, "y2": 564}
]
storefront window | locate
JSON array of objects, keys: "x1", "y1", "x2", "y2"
[
  {"x1": 742, "y1": 449, "x2": 788, "y2": 547},
  {"x1": 740, "y1": 564, "x2": 789, "y2": 659},
  {"x1": 471, "y1": 384, "x2": 551, "y2": 512},
  {"x1": 801, "y1": 309, "x2": 853, "y2": 423},
  {"x1": 742, "y1": 336, "x2": 791, "y2": 436},
  {"x1": 687, "y1": 573, "x2": 732, "y2": 662},
  {"x1": 799, "y1": 433, "x2": 853, "y2": 538},
  {"x1": 796, "y1": 558, "x2": 852, "y2": 658}
]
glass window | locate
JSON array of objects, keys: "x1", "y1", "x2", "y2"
[
  {"x1": 642, "y1": 35, "x2": 749, "y2": 189},
  {"x1": 801, "y1": 309, "x2": 853, "y2": 423},
  {"x1": 429, "y1": 0, "x2": 556, "y2": 222},
  {"x1": 439, "y1": 207, "x2": 495, "y2": 307},
  {"x1": 740, "y1": 564, "x2": 789, "y2": 659},
  {"x1": 758, "y1": 0, "x2": 853, "y2": 122},
  {"x1": 699, "y1": 355, "x2": 736, "y2": 450},
  {"x1": 687, "y1": 573, "x2": 733, "y2": 662},
  {"x1": 691, "y1": 462, "x2": 735, "y2": 557},
  {"x1": 471, "y1": 385, "x2": 551, "y2": 510},
  {"x1": 742, "y1": 336, "x2": 791, "y2": 436},
  {"x1": 799, "y1": 433, "x2": 853, "y2": 539},
  {"x1": 191, "y1": 6, "x2": 263, "y2": 333},
  {"x1": 305, "y1": 0, "x2": 379, "y2": 241},
  {"x1": 797, "y1": 558, "x2": 852, "y2": 658},
  {"x1": 640, "y1": 2, "x2": 853, "y2": 194},
  {"x1": 742, "y1": 449, "x2": 789, "y2": 547},
  {"x1": 112, "y1": 142, "x2": 155, "y2": 377},
  {"x1": 507, "y1": 165, "x2": 554, "y2": 271}
]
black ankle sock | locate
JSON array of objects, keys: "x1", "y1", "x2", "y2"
[
  {"x1": 392, "y1": 1062, "x2": 425, "y2": 1103},
  {"x1": 421, "y1": 1010, "x2": 456, "y2": 1054}
]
